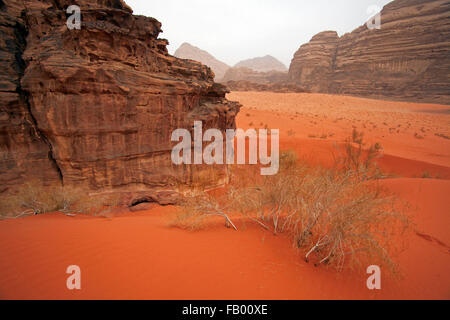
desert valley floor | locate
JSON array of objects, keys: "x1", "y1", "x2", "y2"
[{"x1": 0, "y1": 92, "x2": 449, "y2": 299}]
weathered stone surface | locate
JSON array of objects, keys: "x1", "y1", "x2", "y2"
[
  {"x1": 289, "y1": 0, "x2": 450, "y2": 104},
  {"x1": 288, "y1": 31, "x2": 339, "y2": 93},
  {"x1": 0, "y1": 0, "x2": 62, "y2": 194},
  {"x1": 0, "y1": 0, "x2": 240, "y2": 205}
]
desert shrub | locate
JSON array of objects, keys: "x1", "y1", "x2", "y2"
[
  {"x1": 229, "y1": 150, "x2": 409, "y2": 274},
  {"x1": 333, "y1": 130, "x2": 384, "y2": 181},
  {"x1": 352, "y1": 128, "x2": 364, "y2": 144},
  {"x1": 174, "y1": 131, "x2": 410, "y2": 275},
  {"x1": 171, "y1": 191, "x2": 237, "y2": 231},
  {"x1": 279, "y1": 168, "x2": 408, "y2": 273},
  {"x1": 0, "y1": 180, "x2": 113, "y2": 218},
  {"x1": 169, "y1": 197, "x2": 208, "y2": 230},
  {"x1": 421, "y1": 171, "x2": 432, "y2": 179}
]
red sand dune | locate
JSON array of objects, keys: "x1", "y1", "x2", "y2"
[
  {"x1": 232, "y1": 92, "x2": 450, "y2": 168},
  {"x1": 0, "y1": 92, "x2": 449, "y2": 299}
]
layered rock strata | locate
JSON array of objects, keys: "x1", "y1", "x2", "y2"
[
  {"x1": 289, "y1": 0, "x2": 450, "y2": 104},
  {"x1": 0, "y1": 0, "x2": 240, "y2": 205}
]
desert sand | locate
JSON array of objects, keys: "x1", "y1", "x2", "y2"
[{"x1": 0, "y1": 92, "x2": 449, "y2": 299}]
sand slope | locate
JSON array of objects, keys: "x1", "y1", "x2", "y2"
[
  {"x1": 231, "y1": 92, "x2": 450, "y2": 169},
  {"x1": 0, "y1": 178, "x2": 448, "y2": 299}
]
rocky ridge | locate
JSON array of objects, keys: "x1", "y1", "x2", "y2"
[
  {"x1": 289, "y1": 0, "x2": 450, "y2": 104},
  {"x1": 174, "y1": 42, "x2": 230, "y2": 81}
]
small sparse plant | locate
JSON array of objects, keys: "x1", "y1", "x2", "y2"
[
  {"x1": 352, "y1": 128, "x2": 364, "y2": 144},
  {"x1": 334, "y1": 131, "x2": 384, "y2": 181},
  {"x1": 435, "y1": 133, "x2": 450, "y2": 140},
  {"x1": 0, "y1": 180, "x2": 115, "y2": 219},
  {"x1": 421, "y1": 171, "x2": 432, "y2": 179},
  {"x1": 171, "y1": 191, "x2": 237, "y2": 231}
]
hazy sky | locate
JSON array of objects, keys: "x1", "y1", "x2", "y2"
[{"x1": 126, "y1": 0, "x2": 392, "y2": 67}]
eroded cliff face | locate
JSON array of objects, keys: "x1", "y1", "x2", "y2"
[
  {"x1": 288, "y1": 31, "x2": 339, "y2": 93},
  {"x1": 0, "y1": 0, "x2": 240, "y2": 205},
  {"x1": 289, "y1": 0, "x2": 450, "y2": 104}
]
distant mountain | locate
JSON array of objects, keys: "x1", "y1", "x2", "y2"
[
  {"x1": 234, "y1": 55, "x2": 288, "y2": 73},
  {"x1": 221, "y1": 67, "x2": 288, "y2": 84},
  {"x1": 174, "y1": 43, "x2": 230, "y2": 81}
]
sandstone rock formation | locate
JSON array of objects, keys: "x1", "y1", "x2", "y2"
[
  {"x1": 235, "y1": 55, "x2": 287, "y2": 73},
  {"x1": 224, "y1": 80, "x2": 308, "y2": 93},
  {"x1": 221, "y1": 67, "x2": 288, "y2": 84},
  {"x1": 221, "y1": 58, "x2": 305, "y2": 93},
  {"x1": 174, "y1": 42, "x2": 230, "y2": 81},
  {"x1": 0, "y1": 0, "x2": 240, "y2": 205},
  {"x1": 289, "y1": 31, "x2": 339, "y2": 93},
  {"x1": 220, "y1": 67, "x2": 307, "y2": 93},
  {"x1": 289, "y1": 0, "x2": 450, "y2": 104}
]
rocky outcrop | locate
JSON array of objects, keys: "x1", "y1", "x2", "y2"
[
  {"x1": 289, "y1": 0, "x2": 450, "y2": 104},
  {"x1": 221, "y1": 67, "x2": 288, "y2": 84},
  {"x1": 174, "y1": 42, "x2": 230, "y2": 81},
  {"x1": 288, "y1": 31, "x2": 339, "y2": 93},
  {"x1": 224, "y1": 80, "x2": 308, "y2": 93},
  {"x1": 0, "y1": 0, "x2": 240, "y2": 205},
  {"x1": 235, "y1": 55, "x2": 287, "y2": 73},
  {"x1": 221, "y1": 65, "x2": 308, "y2": 93}
]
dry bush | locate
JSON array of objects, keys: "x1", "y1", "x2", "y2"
[
  {"x1": 283, "y1": 170, "x2": 408, "y2": 273},
  {"x1": 421, "y1": 171, "x2": 432, "y2": 179},
  {"x1": 169, "y1": 197, "x2": 208, "y2": 230},
  {"x1": 170, "y1": 191, "x2": 237, "y2": 231},
  {"x1": 333, "y1": 129, "x2": 385, "y2": 181},
  {"x1": 229, "y1": 150, "x2": 409, "y2": 274},
  {"x1": 229, "y1": 150, "x2": 303, "y2": 233},
  {"x1": 174, "y1": 131, "x2": 410, "y2": 275},
  {"x1": 352, "y1": 128, "x2": 364, "y2": 144},
  {"x1": 0, "y1": 180, "x2": 114, "y2": 219},
  {"x1": 190, "y1": 167, "x2": 227, "y2": 191}
]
